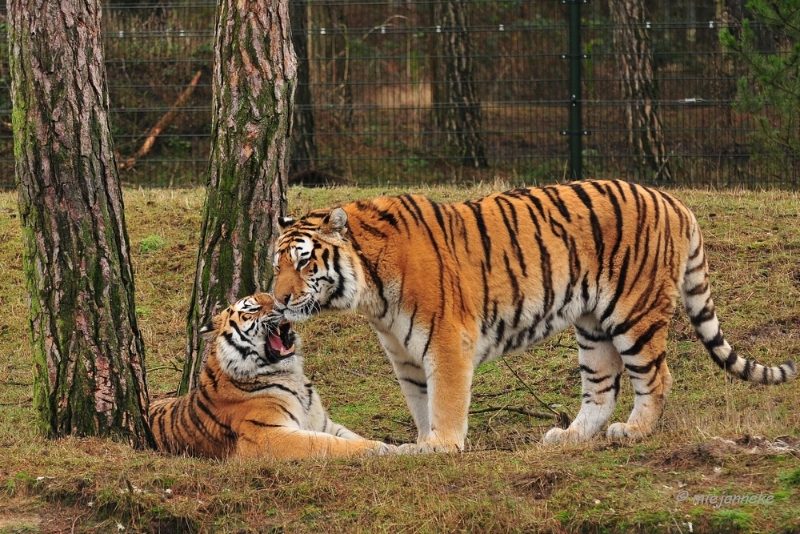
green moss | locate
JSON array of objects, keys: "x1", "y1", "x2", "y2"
[
  {"x1": 710, "y1": 509, "x2": 753, "y2": 532},
  {"x1": 139, "y1": 235, "x2": 167, "y2": 254},
  {"x1": 779, "y1": 468, "x2": 800, "y2": 489}
]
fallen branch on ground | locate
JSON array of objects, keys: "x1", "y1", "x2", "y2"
[{"x1": 118, "y1": 70, "x2": 202, "y2": 171}]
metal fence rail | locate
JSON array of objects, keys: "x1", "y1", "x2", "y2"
[{"x1": 0, "y1": 1, "x2": 797, "y2": 188}]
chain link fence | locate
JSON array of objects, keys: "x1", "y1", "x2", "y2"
[{"x1": 0, "y1": 1, "x2": 797, "y2": 188}]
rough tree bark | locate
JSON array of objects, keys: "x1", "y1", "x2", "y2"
[
  {"x1": 289, "y1": 0, "x2": 317, "y2": 179},
  {"x1": 432, "y1": 0, "x2": 488, "y2": 168},
  {"x1": 8, "y1": 0, "x2": 153, "y2": 447},
  {"x1": 610, "y1": 0, "x2": 672, "y2": 181},
  {"x1": 179, "y1": 0, "x2": 295, "y2": 394}
]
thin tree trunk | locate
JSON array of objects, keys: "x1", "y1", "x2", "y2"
[
  {"x1": 289, "y1": 0, "x2": 317, "y2": 178},
  {"x1": 433, "y1": 0, "x2": 488, "y2": 168},
  {"x1": 8, "y1": 0, "x2": 153, "y2": 447},
  {"x1": 610, "y1": 0, "x2": 672, "y2": 181},
  {"x1": 180, "y1": 0, "x2": 295, "y2": 394},
  {"x1": 324, "y1": 2, "x2": 353, "y2": 132}
]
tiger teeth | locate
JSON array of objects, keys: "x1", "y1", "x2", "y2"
[{"x1": 280, "y1": 344, "x2": 295, "y2": 356}]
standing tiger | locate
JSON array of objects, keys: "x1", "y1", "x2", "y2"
[
  {"x1": 272, "y1": 180, "x2": 796, "y2": 452},
  {"x1": 149, "y1": 292, "x2": 396, "y2": 459}
]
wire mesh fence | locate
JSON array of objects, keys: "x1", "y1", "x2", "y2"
[{"x1": 0, "y1": 1, "x2": 798, "y2": 189}]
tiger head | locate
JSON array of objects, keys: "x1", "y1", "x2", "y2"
[
  {"x1": 200, "y1": 292, "x2": 300, "y2": 380},
  {"x1": 272, "y1": 207, "x2": 363, "y2": 322}
]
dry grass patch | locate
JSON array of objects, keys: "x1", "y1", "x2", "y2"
[{"x1": 0, "y1": 184, "x2": 798, "y2": 533}]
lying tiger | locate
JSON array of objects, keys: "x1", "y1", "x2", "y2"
[
  {"x1": 271, "y1": 179, "x2": 796, "y2": 452},
  {"x1": 149, "y1": 292, "x2": 396, "y2": 460}
]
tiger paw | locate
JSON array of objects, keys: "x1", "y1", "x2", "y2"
[
  {"x1": 395, "y1": 441, "x2": 460, "y2": 454},
  {"x1": 370, "y1": 442, "x2": 399, "y2": 456},
  {"x1": 606, "y1": 422, "x2": 648, "y2": 441},
  {"x1": 542, "y1": 427, "x2": 593, "y2": 445}
]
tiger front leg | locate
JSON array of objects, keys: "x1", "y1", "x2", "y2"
[
  {"x1": 235, "y1": 423, "x2": 397, "y2": 460},
  {"x1": 398, "y1": 332, "x2": 475, "y2": 454},
  {"x1": 376, "y1": 330, "x2": 432, "y2": 440}
]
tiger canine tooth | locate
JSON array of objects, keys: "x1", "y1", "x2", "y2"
[{"x1": 280, "y1": 344, "x2": 295, "y2": 356}]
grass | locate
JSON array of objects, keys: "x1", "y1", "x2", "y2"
[{"x1": 0, "y1": 184, "x2": 799, "y2": 533}]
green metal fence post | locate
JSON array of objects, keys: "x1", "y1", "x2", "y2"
[{"x1": 562, "y1": 0, "x2": 589, "y2": 182}]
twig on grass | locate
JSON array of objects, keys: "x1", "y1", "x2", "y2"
[{"x1": 470, "y1": 405, "x2": 558, "y2": 420}]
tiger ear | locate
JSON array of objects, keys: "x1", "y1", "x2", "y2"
[
  {"x1": 324, "y1": 207, "x2": 348, "y2": 236},
  {"x1": 277, "y1": 216, "x2": 295, "y2": 233},
  {"x1": 198, "y1": 316, "x2": 220, "y2": 340}
]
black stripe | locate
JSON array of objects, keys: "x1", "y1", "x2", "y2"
[
  {"x1": 480, "y1": 262, "x2": 491, "y2": 336},
  {"x1": 702, "y1": 330, "x2": 725, "y2": 349},
  {"x1": 422, "y1": 314, "x2": 436, "y2": 359},
  {"x1": 466, "y1": 201, "x2": 492, "y2": 272},
  {"x1": 571, "y1": 184, "x2": 608, "y2": 274},
  {"x1": 595, "y1": 381, "x2": 618, "y2": 394},
  {"x1": 187, "y1": 400, "x2": 225, "y2": 446},
  {"x1": 599, "y1": 247, "x2": 631, "y2": 324},
  {"x1": 397, "y1": 194, "x2": 422, "y2": 226},
  {"x1": 625, "y1": 351, "x2": 666, "y2": 375},
  {"x1": 689, "y1": 300, "x2": 716, "y2": 327},
  {"x1": 620, "y1": 321, "x2": 665, "y2": 356},
  {"x1": 629, "y1": 182, "x2": 645, "y2": 262},
  {"x1": 196, "y1": 398, "x2": 235, "y2": 439},
  {"x1": 246, "y1": 419, "x2": 284, "y2": 428},
  {"x1": 542, "y1": 186, "x2": 571, "y2": 222},
  {"x1": 376, "y1": 207, "x2": 400, "y2": 231},
  {"x1": 575, "y1": 325, "x2": 609, "y2": 342},
  {"x1": 643, "y1": 186, "x2": 661, "y2": 227},
  {"x1": 495, "y1": 318, "x2": 506, "y2": 345},
  {"x1": 609, "y1": 180, "x2": 628, "y2": 202},
  {"x1": 742, "y1": 359, "x2": 752, "y2": 380},
  {"x1": 204, "y1": 365, "x2": 219, "y2": 391},
  {"x1": 685, "y1": 281, "x2": 709, "y2": 296},
  {"x1": 401, "y1": 377, "x2": 427, "y2": 390},
  {"x1": 688, "y1": 243, "x2": 702, "y2": 261},
  {"x1": 496, "y1": 195, "x2": 528, "y2": 278},
  {"x1": 588, "y1": 374, "x2": 612, "y2": 384},
  {"x1": 404, "y1": 303, "x2": 418, "y2": 347},
  {"x1": 503, "y1": 253, "x2": 523, "y2": 328},
  {"x1": 348, "y1": 234, "x2": 388, "y2": 317},
  {"x1": 277, "y1": 404, "x2": 302, "y2": 426},
  {"x1": 402, "y1": 195, "x2": 447, "y2": 311},
  {"x1": 605, "y1": 185, "x2": 625, "y2": 280},
  {"x1": 357, "y1": 220, "x2": 388, "y2": 238}
]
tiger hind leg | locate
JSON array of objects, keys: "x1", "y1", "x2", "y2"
[
  {"x1": 607, "y1": 319, "x2": 673, "y2": 440},
  {"x1": 543, "y1": 327, "x2": 624, "y2": 444}
]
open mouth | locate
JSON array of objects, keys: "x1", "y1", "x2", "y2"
[{"x1": 267, "y1": 321, "x2": 296, "y2": 359}]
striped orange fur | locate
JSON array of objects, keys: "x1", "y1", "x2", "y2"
[
  {"x1": 149, "y1": 293, "x2": 395, "y2": 459},
  {"x1": 272, "y1": 180, "x2": 795, "y2": 451}
]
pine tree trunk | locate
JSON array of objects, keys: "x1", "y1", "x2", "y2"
[
  {"x1": 180, "y1": 0, "x2": 294, "y2": 394},
  {"x1": 610, "y1": 0, "x2": 672, "y2": 182},
  {"x1": 8, "y1": 0, "x2": 153, "y2": 447},
  {"x1": 289, "y1": 0, "x2": 317, "y2": 178},
  {"x1": 433, "y1": 0, "x2": 488, "y2": 169}
]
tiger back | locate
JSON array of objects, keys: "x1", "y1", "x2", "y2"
[
  {"x1": 149, "y1": 293, "x2": 395, "y2": 460},
  {"x1": 272, "y1": 179, "x2": 796, "y2": 452}
]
